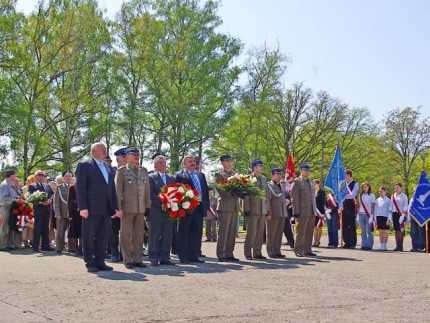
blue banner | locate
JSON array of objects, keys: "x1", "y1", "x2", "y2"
[
  {"x1": 324, "y1": 146, "x2": 347, "y2": 206},
  {"x1": 409, "y1": 171, "x2": 430, "y2": 227}
]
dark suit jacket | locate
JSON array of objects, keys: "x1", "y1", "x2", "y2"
[
  {"x1": 76, "y1": 158, "x2": 118, "y2": 216},
  {"x1": 149, "y1": 171, "x2": 174, "y2": 222},
  {"x1": 28, "y1": 182, "x2": 53, "y2": 216},
  {"x1": 174, "y1": 169, "x2": 210, "y2": 216}
]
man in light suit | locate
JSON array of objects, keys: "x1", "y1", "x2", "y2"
[
  {"x1": 291, "y1": 163, "x2": 317, "y2": 257},
  {"x1": 148, "y1": 155, "x2": 175, "y2": 266},
  {"x1": 28, "y1": 170, "x2": 54, "y2": 253},
  {"x1": 174, "y1": 155, "x2": 209, "y2": 264},
  {"x1": 243, "y1": 159, "x2": 271, "y2": 260},
  {"x1": 266, "y1": 167, "x2": 288, "y2": 258},
  {"x1": 115, "y1": 147, "x2": 151, "y2": 269},
  {"x1": 76, "y1": 142, "x2": 119, "y2": 272},
  {"x1": 214, "y1": 153, "x2": 240, "y2": 262}
]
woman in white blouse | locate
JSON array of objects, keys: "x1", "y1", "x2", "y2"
[
  {"x1": 375, "y1": 187, "x2": 391, "y2": 251},
  {"x1": 358, "y1": 182, "x2": 376, "y2": 250}
]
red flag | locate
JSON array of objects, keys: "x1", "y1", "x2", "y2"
[{"x1": 284, "y1": 153, "x2": 296, "y2": 192}]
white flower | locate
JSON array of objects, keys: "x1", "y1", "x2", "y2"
[
  {"x1": 167, "y1": 187, "x2": 177, "y2": 194},
  {"x1": 171, "y1": 202, "x2": 179, "y2": 211},
  {"x1": 182, "y1": 201, "x2": 191, "y2": 209},
  {"x1": 251, "y1": 177, "x2": 257, "y2": 183},
  {"x1": 185, "y1": 190, "x2": 194, "y2": 198},
  {"x1": 234, "y1": 173, "x2": 240, "y2": 179},
  {"x1": 177, "y1": 186, "x2": 185, "y2": 193}
]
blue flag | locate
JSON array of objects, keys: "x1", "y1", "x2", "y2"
[
  {"x1": 324, "y1": 146, "x2": 347, "y2": 206},
  {"x1": 409, "y1": 171, "x2": 430, "y2": 227}
]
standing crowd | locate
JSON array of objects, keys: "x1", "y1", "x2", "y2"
[{"x1": 0, "y1": 142, "x2": 428, "y2": 273}]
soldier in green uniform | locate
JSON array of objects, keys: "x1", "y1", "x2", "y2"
[{"x1": 115, "y1": 147, "x2": 151, "y2": 269}]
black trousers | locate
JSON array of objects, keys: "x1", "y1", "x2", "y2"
[
  {"x1": 177, "y1": 206, "x2": 203, "y2": 261},
  {"x1": 33, "y1": 211, "x2": 50, "y2": 251},
  {"x1": 82, "y1": 214, "x2": 110, "y2": 267},
  {"x1": 149, "y1": 220, "x2": 173, "y2": 261},
  {"x1": 342, "y1": 200, "x2": 357, "y2": 247},
  {"x1": 109, "y1": 217, "x2": 121, "y2": 257},
  {"x1": 283, "y1": 216, "x2": 295, "y2": 248}
]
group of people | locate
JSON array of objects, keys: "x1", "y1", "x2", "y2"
[{"x1": 0, "y1": 142, "x2": 428, "y2": 273}]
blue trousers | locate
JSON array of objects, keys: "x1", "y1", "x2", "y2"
[
  {"x1": 359, "y1": 213, "x2": 374, "y2": 249},
  {"x1": 410, "y1": 219, "x2": 425, "y2": 250},
  {"x1": 327, "y1": 211, "x2": 339, "y2": 247}
]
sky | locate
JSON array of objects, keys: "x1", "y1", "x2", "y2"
[{"x1": 16, "y1": 0, "x2": 430, "y2": 122}]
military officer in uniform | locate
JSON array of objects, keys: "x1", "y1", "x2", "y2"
[
  {"x1": 291, "y1": 163, "x2": 317, "y2": 257},
  {"x1": 115, "y1": 147, "x2": 151, "y2": 269},
  {"x1": 214, "y1": 153, "x2": 240, "y2": 262},
  {"x1": 266, "y1": 167, "x2": 288, "y2": 258},
  {"x1": 243, "y1": 159, "x2": 271, "y2": 260},
  {"x1": 53, "y1": 170, "x2": 73, "y2": 254},
  {"x1": 205, "y1": 187, "x2": 217, "y2": 242}
]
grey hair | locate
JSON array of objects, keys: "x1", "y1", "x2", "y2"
[
  {"x1": 154, "y1": 155, "x2": 166, "y2": 165},
  {"x1": 90, "y1": 142, "x2": 106, "y2": 157}
]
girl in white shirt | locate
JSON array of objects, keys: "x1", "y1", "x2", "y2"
[
  {"x1": 390, "y1": 182, "x2": 408, "y2": 251},
  {"x1": 358, "y1": 182, "x2": 376, "y2": 250},
  {"x1": 375, "y1": 186, "x2": 391, "y2": 251}
]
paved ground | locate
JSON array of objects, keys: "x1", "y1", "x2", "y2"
[{"x1": 0, "y1": 235, "x2": 428, "y2": 323}]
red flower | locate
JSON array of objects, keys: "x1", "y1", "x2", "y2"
[
  {"x1": 17, "y1": 200, "x2": 23, "y2": 206},
  {"x1": 26, "y1": 206, "x2": 33, "y2": 211},
  {"x1": 221, "y1": 179, "x2": 228, "y2": 185},
  {"x1": 242, "y1": 179, "x2": 248, "y2": 184},
  {"x1": 175, "y1": 191, "x2": 183, "y2": 199},
  {"x1": 234, "y1": 177, "x2": 239, "y2": 181},
  {"x1": 19, "y1": 206, "x2": 24, "y2": 211},
  {"x1": 166, "y1": 183, "x2": 175, "y2": 188},
  {"x1": 191, "y1": 199, "x2": 199, "y2": 207},
  {"x1": 169, "y1": 210, "x2": 178, "y2": 218},
  {"x1": 184, "y1": 184, "x2": 191, "y2": 190},
  {"x1": 13, "y1": 210, "x2": 18, "y2": 215},
  {"x1": 178, "y1": 209, "x2": 186, "y2": 217},
  {"x1": 192, "y1": 189, "x2": 199, "y2": 196},
  {"x1": 158, "y1": 193, "x2": 167, "y2": 202},
  {"x1": 175, "y1": 182, "x2": 182, "y2": 187}
]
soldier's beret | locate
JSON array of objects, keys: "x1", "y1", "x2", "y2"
[
  {"x1": 220, "y1": 153, "x2": 233, "y2": 162},
  {"x1": 251, "y1": 159, "x2": 263, "y2": 168}
]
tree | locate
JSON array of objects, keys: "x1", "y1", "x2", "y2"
[{"x1": 384, "y1": 107, "x2": 430, "y2": 197}]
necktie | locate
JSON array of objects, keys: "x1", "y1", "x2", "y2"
[
  {"x1": 99, "y1": 161, "x2": 109, "y2": 184},
  {"x1": 38, "y1": 182, "x2": 45, "y2": 192},
  {"x1": 161, "y1": 173, "x2": 167, "y2": 185},
  {"x1": 190, "y1": 172, "x2": 202, "y2": 196}
]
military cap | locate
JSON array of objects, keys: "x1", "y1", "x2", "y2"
[
  {"x1": 114, "y1": 147, "x2": 127, "y2": 157},
  {"x1": 126, "y1": 147, "x2": 140, "y2": 155},
  {"x1": 104, "y1": 155, "x2": 112, "y2": 161},
  {"x1": 152, "y1": 152, "x2": 165, "y2": 160},
  {"x1": 300, "y1": 162, "x2": 311, "y2": 170},
  {"x1": 220, "y1": 153, "x2": 233, "y2": 162},
  {"x1": 271, "y1": 167, "x2": 283, "y2": 174},
  {"x1": 251, "y1": 159, "x2": 263, "y2": 168}
]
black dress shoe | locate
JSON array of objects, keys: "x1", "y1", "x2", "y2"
[
  {"x1": 277, "y1": 254, "x2": 286, "y2": 258},
  {"x1": 151, "y1": 260, "x2": 159, "y2": 266},
  {"x1": 41, "y1": 247, "x2": 55, "y2": 252},
  {"x1": 226, "y1": 257, "x2": 239, "y2": 261},
  {"x1": 218, "y1": 257, "x2": 228, "y2": 262},
  {"x1": 97, "y1": 264, "x2": 113, "y2": 271},
  {"x1": 190, "y1": 259, "x2": 205, "y2": 263},
  {"x1": 132, "y1": 262, "x2": 147, "y2": 268},
  {"x1": 205, "y1": 239, "x2": 211, "y2": 241},
  {"x1": 87, "y1": 266, "x2": 98, "y2": 273},
  {"x1": 306, "y1": 252, "x2": 317, "y2": 257},
  {"x1": 245, "y1": 256, "x2": 253, "y2": 260},
  {"x1": 212, "y1": 238, "x2": 217, "y2": 242},
  {"x1": 125, "y1": 263, "x2": 134, "y2": 269},
  {"x1": 200, "y1": 254, "x2": 206, "y2": 258},
  {"x1": 179, "y1": 259, "x2": 190, "y2": 264},
  {"x1": 160, "y1": 260, "x2": 175, "y2": 266},
  {"x1": 56, "y1": 250, "x2": 62, "y2": 254},
  {"x1": 295, "y1": 253, "x2": 304, "y2": 257},
  {"x1": 254, "y1": 255, "x2": 266, "y2": 260}
]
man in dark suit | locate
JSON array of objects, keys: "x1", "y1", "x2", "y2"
[
  {"x1": 28, "y1": 170, "x2": 54, "y2": 253},
  {"x1": 148, "y1": 155, "x2": 175, "y2": 266},
  {"x1": 76, "y1": 142, "x2": 119, "y2": 272},
  {"x1": 174, "y1": 155, "x2": 209, "y2": 264}
]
